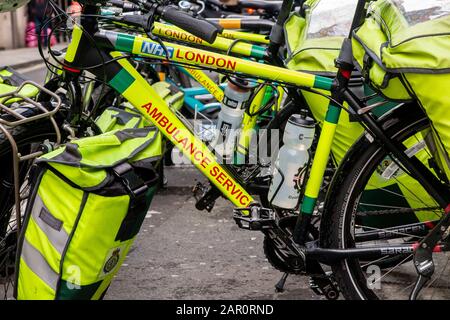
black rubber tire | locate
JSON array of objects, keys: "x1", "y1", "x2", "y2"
[{"x1": 321, "y1": 111, "x2": 438, "y2": 300}]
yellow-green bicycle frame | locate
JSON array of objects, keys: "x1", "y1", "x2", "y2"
[
  {"x1": 118, "y1": 19, "x2": 283, "y2": 159},
  {"x1": 65, "y1": 24, "x2": 334, "y2": 214},
  {"x1": 152, "y1": 22, "x2": 269, "y2": 55},
  {"x1": 110, "y1": 18, "x2": 270, "y2": 104},
  {"x1": 110, "y1": 19, "x2": 268, "y2": 58}
]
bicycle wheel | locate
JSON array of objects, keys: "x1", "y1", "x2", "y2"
[
  {"x1": 0, "y1": 121, "x2": 56, "y2": 299},
  {"x1": 322, "y1": 107, "x2": 450, "y2": 299}
]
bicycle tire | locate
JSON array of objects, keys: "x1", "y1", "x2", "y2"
[{"x1": 321, "y1": 107, "x2": 449, "y2": 300}]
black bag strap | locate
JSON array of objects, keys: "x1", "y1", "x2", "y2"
[
  {"x1": 0, "y1": 67, "x2": 29, "y2": 86},
  {"x1": 112, "y1": 162, "x2": 149, "y2": 242},
  {"x1": 362, "y1": 53, "x2": 373, "y2": 83}
]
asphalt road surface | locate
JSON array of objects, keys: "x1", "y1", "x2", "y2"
[{"x1": 105, "y1": 167, "x2": 320, "y2": 300}]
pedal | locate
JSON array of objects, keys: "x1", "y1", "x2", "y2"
[
  {"x1": 193, "y1": 182, "x2": 221, "y2": 212},
  {"x1": 235, "y1": 204, "x2": 307, "y2": 275},
  {"x1": 309, "y1": 272, "x2": 340, "y2": 300},
  {"x1": 233, "y1": 204, "x2": 276, "y2": 231}
]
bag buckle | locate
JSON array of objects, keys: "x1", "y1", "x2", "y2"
[
  {"x1": 113, "y1": 162, "x2": 150, "y2": 242},
  {"x1": 112, "y1": 162, "x2": 148, "y2": 199}
]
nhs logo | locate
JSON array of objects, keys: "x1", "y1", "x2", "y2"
[{"x1": 141, "y1": 42, "x2": 174, "y2": 58}]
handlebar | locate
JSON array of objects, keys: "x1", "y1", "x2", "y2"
[
  {"x1": 110, "y1": 0, "x2": 221, "y2": 43},
  {"x1": 157, "y1": 5, "x2": 220, "y2": 43},
  {"x1": 207, "y1": 17, "x2": 274, "y2": 31},
  {"x1": 205, "y1": 0, "x2": 281, "y2": 14},
  {"x1": 269, "y1": 0, "x2": 293, "y2": 48}
]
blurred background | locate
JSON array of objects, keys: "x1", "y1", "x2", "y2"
[
  {"x1": 0, "y1": 0, "x2": 79, "y2": 50},
  {"x1": 1, "y1": 0, "x2": 448, "y2": 50}
]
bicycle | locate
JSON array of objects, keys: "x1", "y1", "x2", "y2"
[
  {"x1": 50, "y1": 0, "x2": 448, "y2": 300},
  {"x1": 1, "y1": 0, "x2": 449, "y2": 300}
]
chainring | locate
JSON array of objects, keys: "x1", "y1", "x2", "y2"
[{"x1": 263, "y1": 215, "x2": 316, "y2": 274}]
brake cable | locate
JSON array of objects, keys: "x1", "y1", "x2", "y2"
[{"x1": 245, "y1": 83, "x2": 279, "y2": 117}]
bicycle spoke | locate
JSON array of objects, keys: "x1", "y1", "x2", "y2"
[
  {"x1": 358, "y1": 203, "x2": 416, "y2": 210},
  {"x1": 392, "y1": 175, "x2": 438, "y2": 214},
  {"x1": 374, "y1": 254, "x2": 414, "y2": 286},
  {"x1": 366, "y1": 183, "x2": 411, "y2": 199},
  {"x1": 360, "y1": 255, "x2": 392, "y2": 268}
]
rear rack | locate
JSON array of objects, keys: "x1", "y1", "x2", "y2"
[{"x1": 0, "y1": 80, "x2": 62, "y2": 232}]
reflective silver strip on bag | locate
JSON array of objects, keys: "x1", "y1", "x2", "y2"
[
  {"x1": 21, "y1": 238, "x2": 59, "y2": 290},
  {"x1": 31, "y1": 195, "x2": 69, "y2": 255}
]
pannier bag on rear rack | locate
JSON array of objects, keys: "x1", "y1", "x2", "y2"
[
  {"x1": 283, "y1": 0, "x2": 447, "y2": 226},
  {"x1": 95, "y1": 81, "x2": 184, "y2": 134},
  {"x1": 352, "y1": 0, "x2": 450, "y2": 179},
  {"x1": 283, "y1": 0, "x2": 400, "y2": 164},
  {"x1": 14, "y1": 127, "x2": 161, "y2": 300},
  {"x1": 0, "y1": 67, "x2": 39, "y2": 102}
]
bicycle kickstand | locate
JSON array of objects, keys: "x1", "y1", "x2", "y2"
[
  {"x1": 410, "y1": 274, "x2": 430, "y2": 300},
  {"x1": 275, "y1": 273, "x2": 289, "y2": 293}
]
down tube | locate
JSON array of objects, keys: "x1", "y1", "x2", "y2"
[
  {"x1": 181, "y1": 67, "x2": 224, "y2": 102},
  {"x1": 108, "y1": 51, "x2": 254, "y2": 207}
]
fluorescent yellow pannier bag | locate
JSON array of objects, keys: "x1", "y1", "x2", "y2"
[
  {"x1": 284, "y1": 0, "x2": 444, "y2": 225},
  {"x1": 94, "y1": 80, "x2": 184, "y2": 166},
  {"x1": 352, "y1": 0, "x2": 450, "y2": 178},
  {"x1": 15, "y1": 128, "x2": 160, "y2": 300},
  {"x1": 95, "y1": 81, "x2": 184, "y2": 134},
  {"x1": 284, "y1": 0, "x2": 399, "y2": 164},
  {"x1": 0, "y1": 66, "x2": 40, "y2": 103}
]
